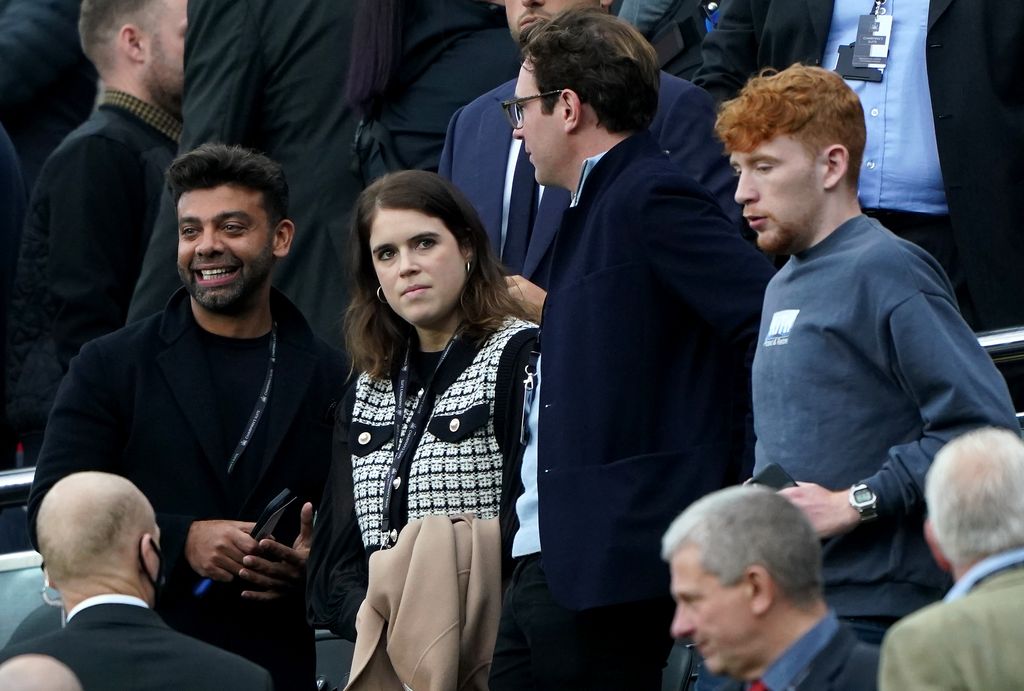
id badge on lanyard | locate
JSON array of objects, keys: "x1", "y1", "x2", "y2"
[{"x1": 836, "y1": 0, "x2": 893, "y2": 82}]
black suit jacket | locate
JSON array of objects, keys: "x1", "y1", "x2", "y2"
[
  {"x1": 127, "y1": 0, "x2": 359, "y2": 344},
  {"x1": 535, "y1": 132, "x2": 774, "y2": 609},
  {"x1": 721, "y1": 624, "x2": 879, "y2": 691},
  {"x1": 0, "y1": 604, "x2": 273, "y2": 691},
  {"x1": 28, "y1": 289, "x2": 346, "y2": 691},
  {"x1": 693, "y1": 0, "x2": 1024, "y2": 331}
]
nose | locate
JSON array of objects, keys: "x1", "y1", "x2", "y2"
[
  {"x1": 734, "y1": 171, "x2": 756, "y2": 207},
  {"x1": 512, "y1": 126, "x2": 525, "y2": 142},
  {"x1": 194, "y1": 227, "x2": 223, "y2": 257},
  {"x1": 397, "y1": 250, "x2": 419, "y2": 277},
  {"x1": 670, "y1": 603, "x2": 695, "y2": 640}
]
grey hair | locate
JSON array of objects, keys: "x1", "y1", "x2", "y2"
[
  {"x1": 661, "y1": 485, "x2": 823, "y2": 606},
  {"x1": 926, "y1": 427, "x2": 1024, "y2": 566}
]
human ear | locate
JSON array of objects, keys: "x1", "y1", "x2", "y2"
[
  {"x1": 821, "y1": 144, "x2": 850, "y2": 191},
  {"x1": 272, "y1": 219, "x2": 296, "y2": 258}
]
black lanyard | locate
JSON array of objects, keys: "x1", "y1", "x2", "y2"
[
  {"x1": 379, "y1": 331, "x2": 460, "y2": 548},
  {"x1": 226, "y1": 322, "x2": 277, "y2": 475}
]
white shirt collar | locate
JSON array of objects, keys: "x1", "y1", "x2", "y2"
[{"x1": 66, "y1": 594, "x2": 149, "y2": 623}]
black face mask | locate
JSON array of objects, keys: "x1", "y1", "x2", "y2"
[{"x1": 139, "y1": 537, "x2": 166, "y2": 607}]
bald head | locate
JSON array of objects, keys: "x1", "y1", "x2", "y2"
[
  {"x1": 0, "y1": 655, "x2": 83, "y2": 691},
  {"x1": 37, "y1": 472, "x2": 157, "y2": 589}
]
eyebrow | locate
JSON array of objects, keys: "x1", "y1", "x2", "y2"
[
  {"x1": 370, "y1": 230, "x2": 440, "y2": 254},
  {"x1": 178, "y1": 210, "x2": 256, "y2": 226}
]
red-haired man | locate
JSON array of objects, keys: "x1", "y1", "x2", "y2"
[{"x1": 721, "y1": 64, "x2": 1017, "y2": 645}]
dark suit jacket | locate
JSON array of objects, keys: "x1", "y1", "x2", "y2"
[
  {"x1": 0, "y1": 604, "x2": 274, "y2": 691},
  {"x1": 721, "y1": 624, "x2": 879, "y2": 691},
  {"x1": 127, "y1": 0, "x2": 359, "y2": 344},
  {"x1": 28, "y1": 289, "x2": 347, "y2": 691},
  {"x1": 535, "y1": 132, "x2": 774, "y2": 610},
  {"x1": 439, "y1": 72, "x2": 740, "y2": 289},
  {"x1": 6, "y1": 104, "x2": 175, "y2": 439},
  {"x1": 0, "y1": 0, "x2": 96, "y2": 192},
  {"x1": 693, "y1": 0, "x2": 1024, "y2": 331}
]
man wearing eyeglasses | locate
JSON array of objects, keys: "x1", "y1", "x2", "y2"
[
  {"x1": 487, "y1": 10, "x2": 774, "y2": 690},
  {"x1": 438, "y1": 0, "x2": 739, "y2": 321}
]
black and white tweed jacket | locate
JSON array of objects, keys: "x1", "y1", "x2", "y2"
[{"x1": 349, "y1": 318, "x2": 534, "y2": 549}]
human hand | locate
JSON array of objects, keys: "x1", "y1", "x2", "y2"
[
  {"x1": 240, "y1": 502, "x2": 314, "y2": 601},
  {"x1": 506, "y1": 275, "x2": 546, "y2": 322},
  {"x1": 185, "y1": 519, "x2": 258, "y2": 581},
  {"x1": 778, "y1": 482, "x2": 859, "y2": 539}
]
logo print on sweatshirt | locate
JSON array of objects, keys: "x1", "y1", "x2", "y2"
[{"x1": 763, "y1": 309, "x2": 800, "y2": 347}]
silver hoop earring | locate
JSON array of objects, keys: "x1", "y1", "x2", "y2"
[
  {"x1": 376, "y1": 286, "x2": 387, "y2": 303},
  {"x1": 465, "y1": 261, "x2": 471, "y2": 275}
]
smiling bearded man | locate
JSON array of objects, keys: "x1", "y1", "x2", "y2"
[{"x1": 27, "y1": 144, "x2": 347, "y2": 691}]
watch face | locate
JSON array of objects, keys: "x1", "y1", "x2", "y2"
[{"x1": 854, "y1": 488, "x2": 874, "y2": 504}]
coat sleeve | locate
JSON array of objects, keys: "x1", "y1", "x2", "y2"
[
  {"x1": 0, "y1": 0, "x2": 84, "y2": 110},
  {"x1": 656, "y1": 78, "x2": 741, "y2": 225},
  {"x1": 437, "y1": 105, "x2": 465, "y2": 180},
  {"x1": 129, "y1": 0, "x2": 265, "y2": 323},
  {"x1": 44, "y1": 136, "x2": 148, "y2": 368},
  {"x1": 306, "y1": 386, "x2": 368, "y2": 641},
  {"x1": 863, "y1": 292, "x2": 1018, "y2": 516},
  {"x1": 639, "y1": 179, "x2": 773, "y2": 348},
  {"x1": 27, "y1": 340, "x2": 198, "y2": 571},
  {"x1": 692, "y1": 0, "x2": 759, "y2": 104}
]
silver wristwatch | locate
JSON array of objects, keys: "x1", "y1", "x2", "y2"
[{"x1": 849, "y1": 483, "x2": 878, "y2": 523}]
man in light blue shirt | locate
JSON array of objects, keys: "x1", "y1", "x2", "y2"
[
  {"x1": 694, "y1": 0, "x2": 1024, "y2": 332},
  {"x1": 880, "y1": 427, "x2": 1024, "y2": 689}
]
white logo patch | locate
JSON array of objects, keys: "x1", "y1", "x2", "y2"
[{"x1": 764, "y1": 309, "x2": 800, "y2": 347}]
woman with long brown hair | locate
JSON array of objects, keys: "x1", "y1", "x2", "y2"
[{"x1": 307, "y1": 170, "x2": 536, "y2": 641}]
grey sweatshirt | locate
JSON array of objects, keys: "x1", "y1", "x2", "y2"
[{"x1": 753, "y1": 215, "x2": 1017, "y2": 618}]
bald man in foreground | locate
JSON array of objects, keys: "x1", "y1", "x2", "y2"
[
  {"x1": 0, "y1": 472, "x2": 273, "y2": 691},
  {"x1": 0, "y1": 655, "x2": 82, "y2": 691}
]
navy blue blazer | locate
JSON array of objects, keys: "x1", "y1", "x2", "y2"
[
  {"x1": 439, "y1": 72, "x2": 740, "y2": 288},
  {"x1": 535, "y1": 132, "x2": 774, "y2": 610}
]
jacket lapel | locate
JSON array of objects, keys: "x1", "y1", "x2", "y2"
[
  {"x1": 157, "y1": 325, "x2": 231, "y2": 488},
  {"x1": 477, "y1": 89, "x2": 516, "y2": 252},
  {"x1": 522, "y1": 186, "x2": 571, "y2": 279},
  {"x1": 928, "y1": 0, "x2": 954, "y2": 29},
  {"x1": 242, "y1": 332, "x2": 318, "y2": 509}
]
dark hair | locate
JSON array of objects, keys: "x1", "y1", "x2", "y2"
[
  {"x1": 520, "y1": 8, "x2": 659, "y2": 134},
  {"x1": 345, "y1": 0, "x2": 404, "y2": 117},
  {"x1": 346, "y1": 170, "x2": 530, "y2": 378},
  {"x1": 166, "y1": 143, "x2": 289, "y2": 225}
]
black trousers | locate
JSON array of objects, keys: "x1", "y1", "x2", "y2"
[{"x1": 489, "y1": 555, "x2": 674, "y2": 691}]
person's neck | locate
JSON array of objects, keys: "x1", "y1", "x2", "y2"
[
  {"x1": 801, "y1": 193, "x2": 862, "y2": 252},
  {"x1": 742, "y1": 601, "x2": 829, "y2": 681},
  {"x1": 558, "y1": 129, "x2": 631, "y2": 191},
  {"x1": 190, "y1": 298, "x2": 273, "y2": 339},
  {"x1": 59, "y1": 578, "x2": 151, "y2": 613},
  {"x1": 415, "y1": 325, "x2": 460, "y2": 352}
]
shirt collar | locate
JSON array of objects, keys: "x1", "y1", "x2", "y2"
[
  {"x1": 758, "y1": 610, "x2": 840, "y2": 691},
  {"x1": 101, "y1": 89, "x2": 182, "y2": 143},
  {"x1": 944, "y1": 546, "x2": 1024, "y2": 602},
  {"x1": 570, "y1": 150, "x2": 608, "y2": 207},
  {"x1": 66, "y1": 594, "x2": 149, "y2": 623}
]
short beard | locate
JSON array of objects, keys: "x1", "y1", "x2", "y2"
[{"x1": 179, "y1": 242, "x2": 274, "y2": 315}]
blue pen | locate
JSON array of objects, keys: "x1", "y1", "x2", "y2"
[{"x1": 194, "y1": 578, "x2": 213, "y2": 597}]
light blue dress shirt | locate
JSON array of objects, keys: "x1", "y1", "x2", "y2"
[
  {"x1": 757, "y1": 611, "x2": 840, "y2": 691},
  {"x1": 823, "y1": 0, "x2": 947, "y2": 214},
  {"x1": 944, "y1": 546, "x2": 1024, "y2": 602},
  {"x1": 511, "y1": 151, "x2": 608, "y2": 558}
]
